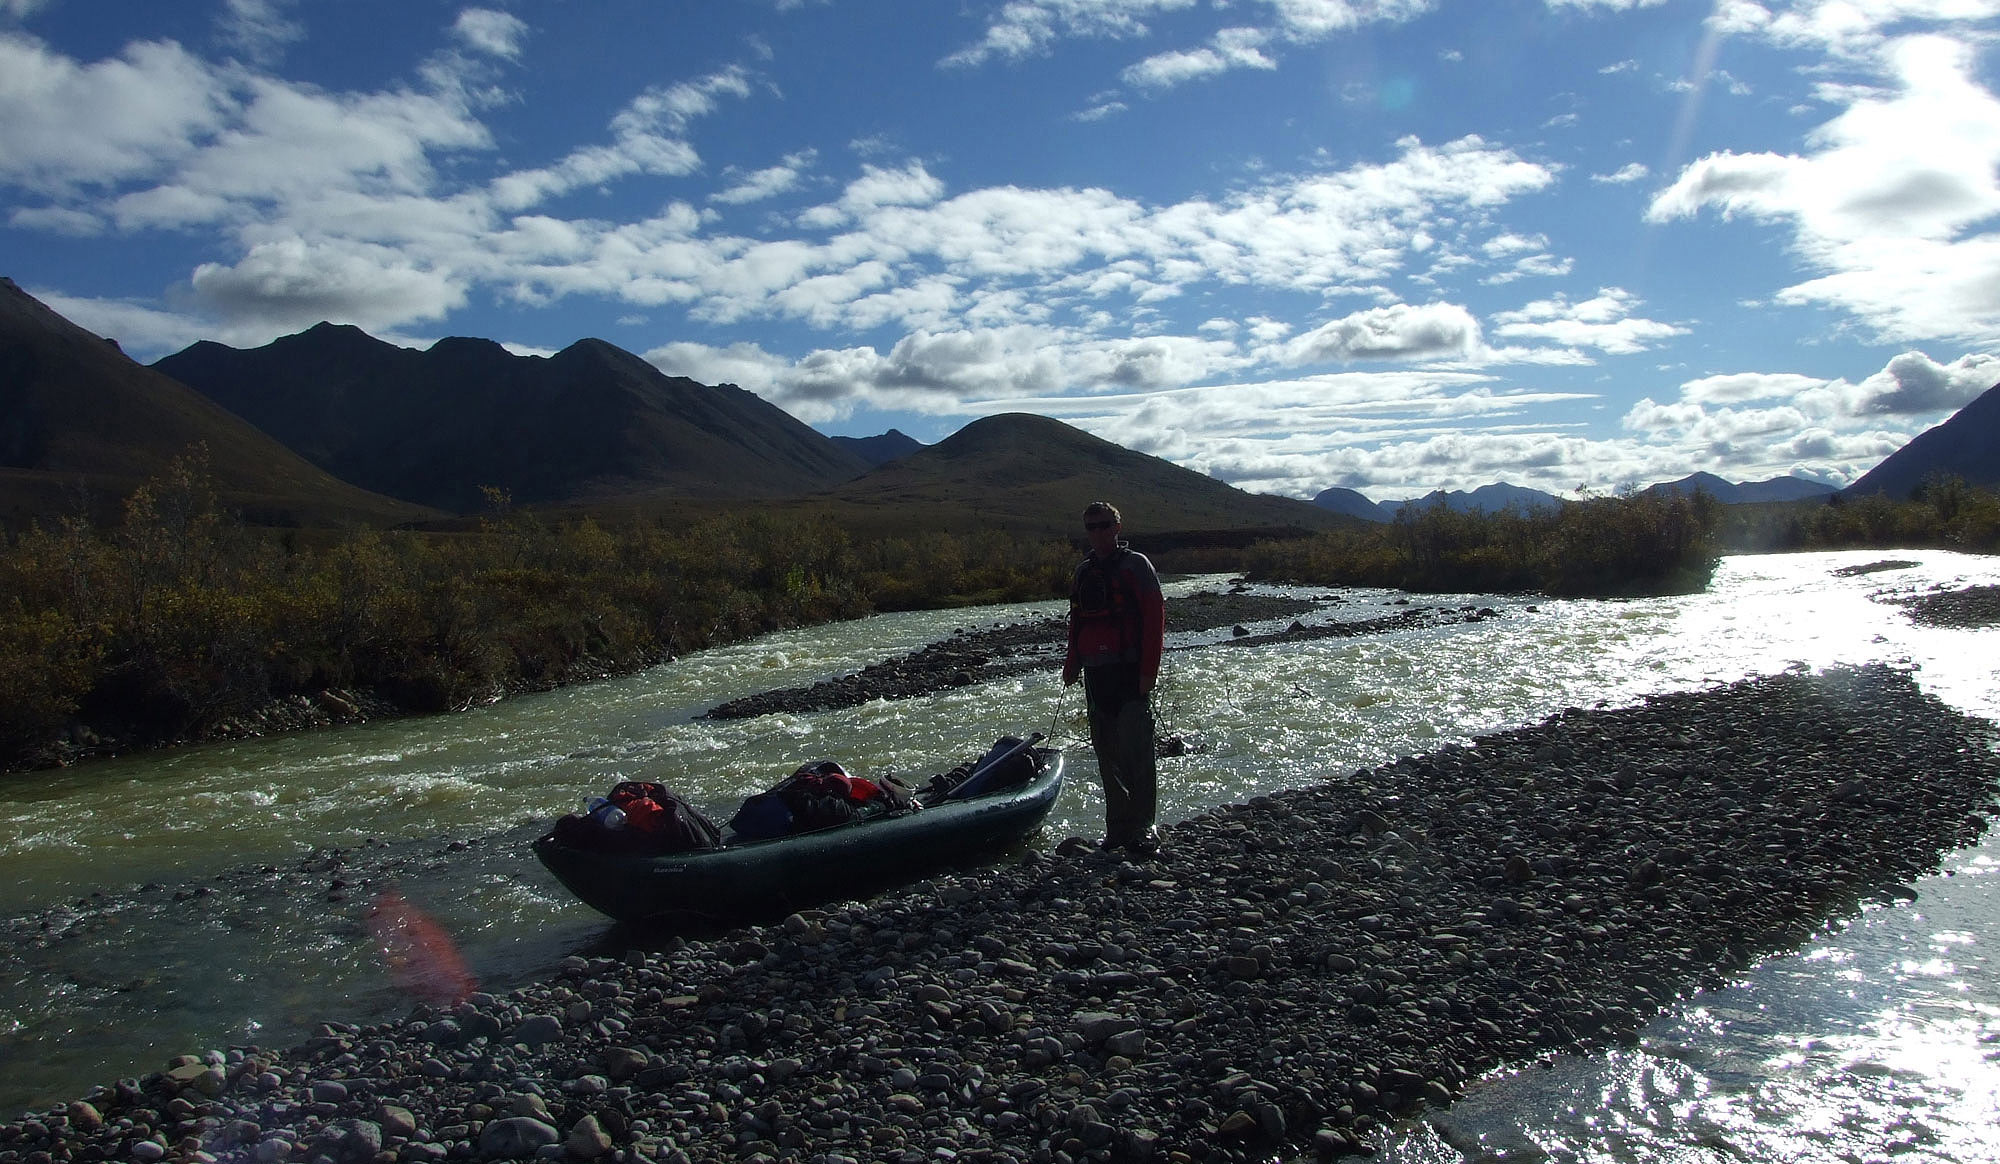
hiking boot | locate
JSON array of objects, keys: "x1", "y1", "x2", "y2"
[{"x1": 1125, "y1": 827, "x2": 1161, "y2": 856}]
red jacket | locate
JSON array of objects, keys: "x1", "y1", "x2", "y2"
[{"x1": 1064, "y1": 546, "x2": 1166, "y2": 692}]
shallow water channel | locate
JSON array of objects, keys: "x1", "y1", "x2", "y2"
[{"x1": 3, "y1": 550, "x2": 1998, "y2": 1160}]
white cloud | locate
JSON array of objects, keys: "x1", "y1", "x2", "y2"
[
  {"x1": 0, "y1": 35, "x2": 236, "y2": 194},
  {"x1": 712, "y1": 150, "x2": 816, "y2": 205},
  {"x1": 452, "y1": 9, "x2": 529, "y2": 59},
  {"x1": 1122, "y1": 28, "x2": 1275, "y2": 90},
  {"x1": 1284, "y1": 303, "x2": 1483, "y2": 363},
  {"x1": 490, "y1": 68, "x2": 749, "y2": 212},
  {"x1": 1837, "y1": 349, "x2": 2000, "y2": 414},
  {"x1": 941, "y1": 0, "x2": 1197, "y2": 67},
  {"x1": 1546, "y1": 0, "x2": 1668, "y2": 9},
  {"x1": 1712, "y1": 0, "x2": 2000, "y2": 55},
  {"x1": 219, "y1": 0, "x2": 303, "y2": 65},
  {"x1": 8, "y1": 204, "x2": 102, "y2": 234},
  {"x1": 1649, "y1": 35, "x2": 2000, "y2": 345},
  {"x1": 1591, "y1": 162, "x2": 1650, "y2": 184},
  {"x1": 1678, "y1": 371, "x2": 1828, "y2": 404},
  {"x1": 1490, "y1": 289, "x2": 1687, "y2": 354},
  {"x1": 189, "y1": 237, "x2": 467, "y2": 330}
]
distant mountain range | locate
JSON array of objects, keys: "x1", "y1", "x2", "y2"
[
  {"x1": 5, "y1": 279, "x2": 1993, "y2": 537},
  {"x1": 0, "y1": 284, "x2": 1341, "y2": 539},
  {"x1": 1307, "y1": 397, "x2": 2000, "y2": 522},
  {"x1": 830, "y1": 428, "x2": 924, "y2": 468},
  {"x1": 154, "y1": 323, "x2": 869, "y2": 513}
]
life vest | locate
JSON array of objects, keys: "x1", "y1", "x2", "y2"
[{"x1": 1069, "y1": 550, "x2": 1148, "y2": 668}]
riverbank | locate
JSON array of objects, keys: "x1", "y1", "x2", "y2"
[{"x1": 6, "y1": 662, "x2": 1995, "y2": 1164}]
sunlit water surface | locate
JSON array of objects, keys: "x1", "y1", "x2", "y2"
[{"x1": 2, "y1": 550, "x2": 1997, "y2": 1158}]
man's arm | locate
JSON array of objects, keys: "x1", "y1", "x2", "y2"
[{"x1": 1133, "y1": 556, "x2": 1166, "y2": 693}]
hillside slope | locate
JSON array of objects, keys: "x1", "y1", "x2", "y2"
[
  {"x1": 810, "y1": 412, "x2": 1352, "y2": 542},
  {"x1": 0, "y1": 279, "x2": 437, "y2": 529},
  {"x1": 1847, "y1": 382, "x2": 2000, "y2": 498}
]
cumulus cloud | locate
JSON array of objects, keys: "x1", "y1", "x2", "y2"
[
  {"x1": 189, "y1": 238, "x2": 467, "y2": 330},
  {"x1": 1648, "y1": 35, "x2": 2000, "y2": 345},
  {"x1": 1610, "y1": 348, "x2": 1997, "y2": 487},
  {"x1": 1284, "y1": 303, "x2": 1483, "y2": 363},
  {"x1": 0, "y1": 35, "x2": 236, "y2": 194},
  {"x1": 1840, "y1": 349, "x2": 2000, "y2": 414}
]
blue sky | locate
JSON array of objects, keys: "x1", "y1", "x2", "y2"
[{"x1": 3, "y1": 0, "x2": 1997, "y2": 501}]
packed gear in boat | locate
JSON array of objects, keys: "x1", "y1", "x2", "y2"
[
  {"x1": 729, "y1": 759, "x2": 916, "y2": 840},
  {"x1": 549, "y1": 780, "x2": 721, "y2": 855}
]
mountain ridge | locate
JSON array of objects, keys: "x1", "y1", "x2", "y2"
[{"x1": 154, "y1": 324, "x2": 872, "y2": 513}]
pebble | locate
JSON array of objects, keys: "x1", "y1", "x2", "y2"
[{"x1": 2, "y1": 664, "x2": 1993, "y2": 1164}]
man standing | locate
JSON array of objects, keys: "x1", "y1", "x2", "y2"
[{"x1": 1062, "y1": 501, "x2": 1167, "y2": 853}]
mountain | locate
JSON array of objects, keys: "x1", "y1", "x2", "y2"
[
  {"x1": 1644, "y1": 472, "x2": 1838, "y2": 504},
  {"x1": 1310, "y1": 486, "x2": 1390, "y2": 522},
  {"x1": 154, "y1": 325, "x2": 872, "y2": 513},
  {"x1": 0, "y1": 279, "x2": 437, "y2": 529},
  {"x1": 808, "y1": 412, "x2": 1353, "y2": 542},
  {"x1": 830, "y1": 429, "x2": 924, "y2": 468},
  {"x1": 1846, "y1": 381, "x2": 2000, "y2": 498},
  {"x1": 1383, "y1": 482, "x2": 1565, "y2": 518}
]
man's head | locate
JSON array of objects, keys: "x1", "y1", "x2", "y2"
[{"x1": 1082, "y1": 501, "x2": 1121, "y2": 553}]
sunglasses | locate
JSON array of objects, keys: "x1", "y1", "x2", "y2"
[{"x1": 1084, "y1": 520, "x2": 1115, "y2": 530}]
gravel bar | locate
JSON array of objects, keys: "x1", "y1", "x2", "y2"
[
  {"x1": 5, "y1": 663, "x2": 1996, "y2": 1164},
  {"x1": 701, "y1": 591, "x2": 1498, "y2": 721}
]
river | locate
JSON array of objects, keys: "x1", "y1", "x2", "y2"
[{"x1": 2, "y1": 549, "x2": 1997, "y2": 1160}]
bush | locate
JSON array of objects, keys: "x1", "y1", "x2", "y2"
[
  {"x1": 0, "y1": 456, "x2": 1077, "y2": 764},
  {"x1": 1245, "y1": 490, "x2": 1724, "y2": 598}
]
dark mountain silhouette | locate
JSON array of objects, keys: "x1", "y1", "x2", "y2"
[
  {"x1": 1310, "y1": 486, "x2": 1389, "y2": 522},
  {"x1": 1643, "y1": 472, "x2": 1837, "y2": 504},
  {"x1": 811, "y1": 412, "x2": 1352, "y2": 542},
  {"x1": 0, "y1": 279, "x2": 437, "y2": 529},
  {"x1": 831, "y1": 428, "x2": 925, "y2": 468},
  {"x1": 1846, "y1": 381, "x2": 2000, "y2": 498},
  {"x1": 154, "y1": 325, "x2": 871, "y2": 512}
]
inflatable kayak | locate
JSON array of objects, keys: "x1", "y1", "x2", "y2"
[{"x1": 534, "y1": 743, "x2": 1064, "y2": 924}]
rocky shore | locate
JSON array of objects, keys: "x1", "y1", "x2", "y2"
[{"x1": 5, "y1": 662, "x2": 1995, "y2": 1164}]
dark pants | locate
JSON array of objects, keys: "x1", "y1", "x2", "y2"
[{"x1": 1082, "y1": 663, "x2": 1156, "y2": 843}]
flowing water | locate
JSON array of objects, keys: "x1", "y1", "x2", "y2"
[{"x1": 2, "y1": 550, "x2": 1997, "y2": 1160}]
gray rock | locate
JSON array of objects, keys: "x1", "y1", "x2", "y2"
[
  {"x1": 479, "y1": 1117, "x2": 561, "y2": 1159},
  {"x1": 566, "y1": 1115, "x2": 614, "y2": 1159},
  {"x1": 512, "y1": 1015, "x2": 564, "y2": 1047}
]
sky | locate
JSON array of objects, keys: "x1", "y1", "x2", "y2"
[{"x1": 3, "y1": 1, "x2": 1999, "y2": 502}]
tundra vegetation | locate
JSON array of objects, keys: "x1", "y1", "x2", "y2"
[{"x1": 1, "y1": 454, "x2": 1993, "y2": 768}]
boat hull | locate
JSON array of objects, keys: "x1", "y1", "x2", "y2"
[{"x1": 534, "y1": 749, "x2": 1064, "y2": 924}]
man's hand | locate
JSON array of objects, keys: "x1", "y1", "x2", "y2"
[{"x1": 1062, "y1": 667, "x2": 1078, "y2": 686}]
